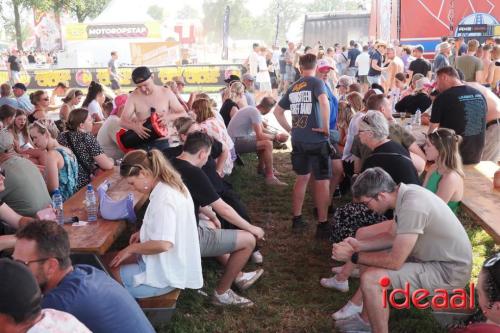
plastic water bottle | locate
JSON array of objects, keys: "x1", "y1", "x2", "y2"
[
  {"x1": 52, "y1": 189, "x2": 64, "y2": 225},
  {"x1": 415, "y1": 108, "x2": 421, "y2": 126},
  {"x1": 85, "y1": 185, "x2": 98, "y2": 222}
]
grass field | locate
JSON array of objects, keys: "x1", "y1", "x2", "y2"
[{"x1": 157, "y1": 152, "x2": 498, "y2": 333}]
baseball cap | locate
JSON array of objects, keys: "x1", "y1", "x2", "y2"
[
  {"x1": 242, "y1": 73, "x2": 255, "y2": 81},
  {"x1": 438, "y1": 42, "x2": 451, "y2": 51},
  {"x1": 414, "y1": 44, "x2": 424, "y2": 52},
  {"x1": 415, "y1": 77, "x2": 432, "y2": 91},
  {"x1": 317, "y1": 59, "x2": 334, "y2": 72},
  {"x1": 131, "y1": 66, "x2": 152, "y2": 84},
  {"x1": 0, "y1": 129, "x2": 14, "y2": 153},
  {"x1": 224, "y1": 74, "x2": 240, "y2": 84},
  {"x1": 172, "y1": 76, "x2": 185, "y2": 85},
  {"x1": 111, "y1": 94, "x2": 128, "y2": 116},
  {"x1": 0, "y1": 258, "x2": 42, "y2": 322},
  {"x1": 12, "y1": 83, "x2": 27, "y2": 91},
  {"x1": 336, "y1": 75, "x2": 352, "y2": 88}
]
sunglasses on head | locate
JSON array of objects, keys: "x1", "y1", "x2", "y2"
[
  {"x1": 119, "y1": 163, "x2": 143, "y2": 177},
  {"x1": 485, "y1": 253, "x2": 500, "y2": 268}
]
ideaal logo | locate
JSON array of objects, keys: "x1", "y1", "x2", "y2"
[{"x1": 380, "y1": 277, "x2": 475, "y2": 310}]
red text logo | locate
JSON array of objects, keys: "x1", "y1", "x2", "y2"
[{"x1": 380, "y1": 277, "x2": 475, "y2": 310}]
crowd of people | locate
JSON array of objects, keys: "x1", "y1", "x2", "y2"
[{"x1": 0, "y1": 35, "x2": 498, "y2": 332}]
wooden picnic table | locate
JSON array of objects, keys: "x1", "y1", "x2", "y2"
[
  {"x1": 462, "y1": 161, "x2": 500, "y2": 244},
  {"x1": 64, "y1": 168, "x2": 146, "y2": 255}
]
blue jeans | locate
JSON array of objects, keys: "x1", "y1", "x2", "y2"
[{"x1": 119, "y1": 258, "x2": 175, "y2": 299}]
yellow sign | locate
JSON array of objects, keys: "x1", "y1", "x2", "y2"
[
  {"x1": 65, "y1": 22, "x2": 161, "y2": 41},
  {"x1": 494, "y1": 25, "x2": 500, "y2": 36}
]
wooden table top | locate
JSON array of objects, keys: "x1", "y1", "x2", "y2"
[
  {"x1": 462, "y1": 161, "x2": 500, "y2": 244},
  {"x1": 64, "y1": 168, "x2": 145, "y2": 254}
]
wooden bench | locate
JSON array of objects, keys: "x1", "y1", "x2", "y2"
[
  {"x1": 66, "y1": 168, "x2": 180, "y2": 323},
  {"x1": 462, "y1": 161, "x2": 500, "y2": 244},
  {"x1": 137, "y1": 289, "x2": 181, "y2": 325}
]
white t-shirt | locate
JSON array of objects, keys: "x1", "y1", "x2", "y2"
[
  {"x1": 96, "y1": 115, "x2": 123, "y2": 161},
  {"x1": 342, "y1": 111, "x2": 365, "y2": 161},
  {"x1": 135, "y1": 182, "x2": 203, "y2": 290},
  {"x1": 355, "y1": 52, "x2": 371, "y2": 76},
  {"x1": 28, "y1": 309, "x2": 90, "y2": 333},
  {"x1": 87, "y1": 100, "x2": 104, "y2": 120}
]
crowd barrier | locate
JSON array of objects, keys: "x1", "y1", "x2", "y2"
[{"x1": 0, "y1": 64, "x2": 243, "y2": 90}]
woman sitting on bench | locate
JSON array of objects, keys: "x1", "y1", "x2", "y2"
[
  {"x1": 109, "y1": 149, "x2": 203, "y2": 299},
  {"x1": 423, "y1": 128, "x2": 464, "y2": 214}
]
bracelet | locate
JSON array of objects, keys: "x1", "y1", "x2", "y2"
[{"x1": 351, "y1": 252, "x2": 359, "y2": 264}]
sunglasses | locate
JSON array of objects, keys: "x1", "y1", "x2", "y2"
[
  {"x1": 175, "y1": 82, "x2": 185, "y2": 86},
  {"x1": 485, "y1": 253, "x2": 500, "y2": 268},
  {"x1": 0, "y1": 167, "x2": 5, "y2": 177},
  {"x1": 120, "y1": 163, "x2": 143, "y2": 177}
]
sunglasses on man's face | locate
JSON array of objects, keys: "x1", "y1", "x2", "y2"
[{"x1": 0, "y1": 168, "x2": 5, "y2": 177}]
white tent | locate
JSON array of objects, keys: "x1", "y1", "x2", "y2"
[{"x1": 90, "y1": 0, "x2": 152, "y2": 23}]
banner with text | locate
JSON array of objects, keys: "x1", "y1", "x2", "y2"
[
  {"x1": 65, "y1": 22, "x2": 161, "y2": 40},
  {"x1": 0, "y1": 65, "x2": 243, "y2": 90}
]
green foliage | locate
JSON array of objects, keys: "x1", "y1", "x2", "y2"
[
  {"x1": 177, "y1": 4, "x2": 200, "y2": 20},
  {"x1": 147, "y1": 4, "x2": 166, "y2": 22},
  {"x1": 65, "y1": 0, "x2": 111, "y2": 23}
]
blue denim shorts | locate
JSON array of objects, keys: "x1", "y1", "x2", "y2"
[{"x1": 119, "y1": 258, "x2": 175, "y2": 299}]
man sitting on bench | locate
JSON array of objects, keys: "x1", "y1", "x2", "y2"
[
  {"x1": 13, "y1": 220, "x2": 155, "y2": 333},
  {"x1": 227, "y1": 96, "x2": 288, "y2": 186},
  {"x1": 172, "y1": 132, "x2": 265, "y2": 307},
  {"x1": 331, "y1": 167, "x2": 473, "y2": 333}
]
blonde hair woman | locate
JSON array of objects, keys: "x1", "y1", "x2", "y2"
[
  {"x1": 423, "y1": 128, "x2": 464, "y2": 214},
  {"x1": 109, "y1": 149, "x2": 203, "y2": 298},
  {"x1": 29, "y1": 120, "x2": 78, "y2": 201},
  {"x1": 192, "y1": 98, "x2": 235, "y2": 176}
]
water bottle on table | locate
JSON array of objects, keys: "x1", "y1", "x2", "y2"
[
  {"x1": 85, "y1": 184, "x2": 98, "y2": 222},
  {"x1": 415, "y1": 108, "x2": 421, "y2": 126},
  {"x1": 52, "y1": 189, "x2": 64, "y2": 225}
]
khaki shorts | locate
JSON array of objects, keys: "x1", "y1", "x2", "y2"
[
  {"x1": 387, "y1": 261, "x2": 468, "y2": 294},
  {"x1": 482, "y1": 122, "x2": 500, "y2": 162},
  {"x1": 198, "y1": 225, "x2": 237, "y2": 258},
  {"x1": 233, "y1": 136, "x2": 258, "y2": 154}
]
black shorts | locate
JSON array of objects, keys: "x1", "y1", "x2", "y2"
[
  {"x1": 110, "y1": 79, "x2": 121, "y2": 90},
  {"x1": 291, "y1": 141, "x2": 332, "y2": 180}
]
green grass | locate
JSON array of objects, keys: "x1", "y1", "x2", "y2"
[{"x1": 157, "y1": 152, "x2": 498, "y2": 333}]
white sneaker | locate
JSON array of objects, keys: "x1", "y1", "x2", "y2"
[
  {"x1": 320, "y1": 275, "x2": 349, "y2": 292},
  {"x1": 251, "y1": 250, "x2": 263, "y2": 264},
  {"x1": 331, "y1": 266, "x2": 360, "y2": 278},
  {"x1": 234, "y1": 269, "x2": 264, "y2": 291},
  {"x1": 332, "y1": 301, "x2": 363, "y2": 320},
  {"x1": 211, "y1": 289, "x2": 254, "y2": 307}
]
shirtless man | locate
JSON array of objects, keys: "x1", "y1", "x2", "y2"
[
  {"x1": 466, "y1": 81, "x2": 500, "y2": 162},
  {"x1": 384, "y1": 45, "x2": 404, "y2": 93},
  {"x1": 480, "y1": 45, "x2": 495, "y2": 86},
  {"x1": 120, "y1": 66, "x2": 186, "y2": 150}
]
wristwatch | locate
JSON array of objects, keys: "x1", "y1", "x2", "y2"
[{"x1": 351, "y1": 252, "x2": 359, "y2": 264}]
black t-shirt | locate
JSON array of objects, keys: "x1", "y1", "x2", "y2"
[
  {"x1": 171, "y1": 158, "x2": 220, "y2": 223},
  {"x1": 395, "y1": 92, "x2": 432, "y2": 115},
  {"x1": 431, "y1": 85, "x2": 487, "y2": 164},
  {"x1": 7, "y1": 55, "x2": 21, "y2": 72},
  {"x1": 368, "y1": 50, "x2": 383, "y2": 76},
  {"x1": 27, "y1": 55, "x2": 36, "y2": 64},
  {"x1": 409, "y1": 58, "x2": 431, "y2": 77},
  {"x1": 362, "y1": 141, "x2": 420, "y2": 185},
  {"x1": 220, "y1": 99, "x2": 238, "y2": 127},
  {"x1": 163, "y1": 140, "x2": 227, "y2": 193},
  {"x1": 348, "y1": 48, "x2": 361, "y2": 67}
]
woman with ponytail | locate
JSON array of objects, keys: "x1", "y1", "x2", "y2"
[
  {"x1": 423, "y1": 128, "x2": 464, "y2": 214},
  {"x1": 109, "y1": 149, "x2": 203, "y2": 298},
  {"x1": 82, "y1": 81, "x2": 105, "y2": 121}
]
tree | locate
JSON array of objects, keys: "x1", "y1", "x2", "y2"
[
  {"x1": 202, "y1": 0, "x2": 256, "y2": 42},
  {"x1": 65, "y1": 0, "x2": 111, "y2": 23},
  {"x1": 147, "y1": 4, "x2": 166, "y2": 22},
  {"x1": 261, "y1": 0, "x2": 304, "y2": 46},
  {"x1": 177, "y1": 4, "x2": 200, "y2": 20},
  {"x1": 307, "y1": 0, "x2": 364, "y2": 12}
]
